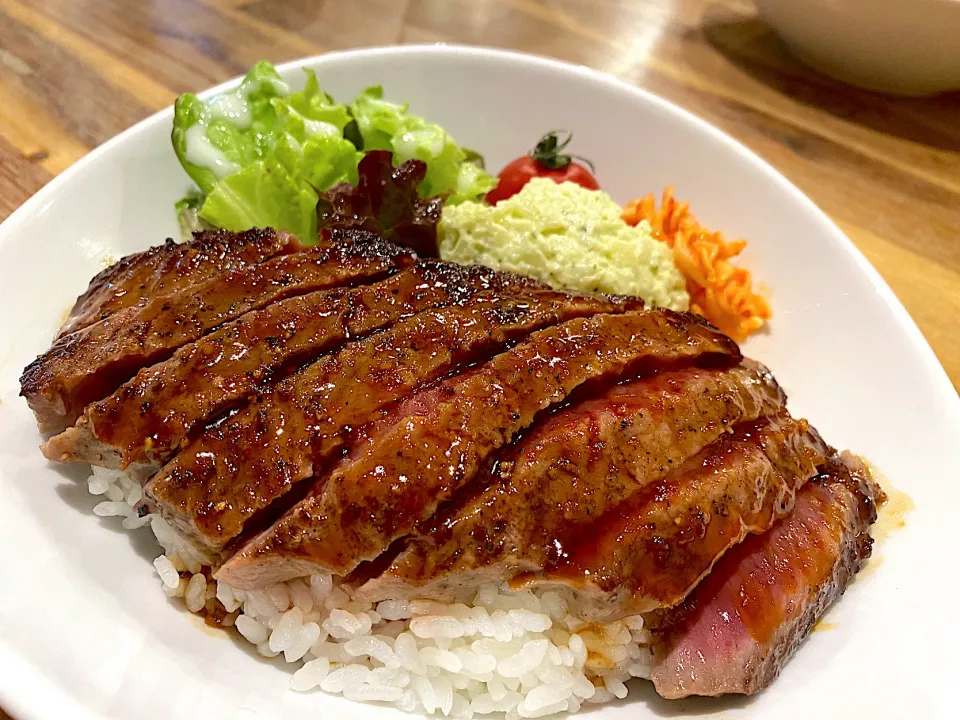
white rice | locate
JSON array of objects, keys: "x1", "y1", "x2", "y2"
[{"x1": 87, "y1": 465, "x2": 654, "y2": 718}]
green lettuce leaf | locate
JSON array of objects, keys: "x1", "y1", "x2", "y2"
[
  {"x1": 175, "y1": 191, "x2": 213, "y2": 238},
  {"x1": 302, "y1": 135, "x2": 362, "y2": 190},
  {"x1": 273, "y1": 71, "x2": 352, "y2": 138},
  {"x1": 199, "y1": 161, "x2": 318, "y2": 242},
  {"x1": 350, "y1": 86, "x2": 496, "y2": 204},
  {"x1": 172, "y1": 62, "x2": 289, "y2": 194},
  {"x1": 172, "y1": 62, "x2": 357, "y2": 240},
  {"x1": 172, "y1": 62, "x2": 495, "y2": 241}
]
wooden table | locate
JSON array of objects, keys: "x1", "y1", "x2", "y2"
[
  {"x1": 2, "y1": 0, "x2": 960, "y2": 391},
  {"x1": 0, "y1": 0, "x2": 957, "y2": 713}
]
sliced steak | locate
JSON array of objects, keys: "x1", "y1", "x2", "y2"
[
  {"x1": 58, "y1": 228, "x2": 302, "y2": 338},
  {"x1": 42, "y1": 261, "x2": 543, "y2": 473},
  {"x1": 217, "y1": 310, "x2": 742, "y2": 589},
  {"x1": 144, "y1": 290, "x2": 636, "y2": 557},
  {"x1": 538, "y1": 414, "x2": 829, "y2": 620},
  {"x1": 647, "y1": 453, "x2": 882, "y2": 698},
  {"x1": 361, "y1": 361, "x2": 788, "y2": 606},
  {"x1": 20, "y1": 233, "x2": 415, "y2": 433}
]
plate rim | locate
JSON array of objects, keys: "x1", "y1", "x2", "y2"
[
  {"x1": 2, "y1": 43, "x2": 958, "y2": 720},
  {"x1": 2, "y1": 43, "x2": 955, "y2": 412}
]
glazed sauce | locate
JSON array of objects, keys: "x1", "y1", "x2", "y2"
[
  {"x1": 548, "y1": 414, "x2": 825, "y2": 615},
  {"x1": 731, "y1": 484, "x2": 844, "y2": 645},
  {"x1": 864, "y1": 458, "x2": 912, "y2": 544},
  {"x1": 854, "y1": 457, "x2": 910, "y2": 579},
  {"x1": 725, "y1": 455, "x2": 886, "y2": 644}
]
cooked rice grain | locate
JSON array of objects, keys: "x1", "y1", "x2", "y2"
[{"x1": 86, "y1": 465, "x2": 654, "y2": 718}]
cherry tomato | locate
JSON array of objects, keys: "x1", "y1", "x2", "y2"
[{"x1": 486, "y1": 131, "x2": 599, "y2": 204}]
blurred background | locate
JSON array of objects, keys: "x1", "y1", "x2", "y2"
[
  {"x1": 1, "y1": 3, "x2": 959, "y2": 718},
  {"x1": 0, "y1": 0, "x2": 958, "y2": 394}
]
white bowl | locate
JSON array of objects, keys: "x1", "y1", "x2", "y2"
[
  {"x1": 756, "y1": 0, "x2": 960, "y2": 95},
  {"x1": 1, "y1": 46, "x2": 959, "y2": 720}
]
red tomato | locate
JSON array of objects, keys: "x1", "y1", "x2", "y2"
[{"x1": 486, "y1": 131, "x2": 599, "y2": 204}]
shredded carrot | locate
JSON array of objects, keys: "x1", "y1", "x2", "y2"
[{"x1": 621, "y1": 187, "x2": 771, "y2": 342}]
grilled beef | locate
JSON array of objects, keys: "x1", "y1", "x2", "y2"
[
  {"x1": 57, "y1": 228, "x2": 301, "y2": 338},
  {"x1": 216, "y1": 310, "x2": 741, "y2": 589},
  {"x1": 144, "y1": 290, "x2": 637, "y2": 557},
  {"x1": 21, "y1": 233, "x2": 414, "y2": 433},
  {"x1": 541, "y1": 414, "x2": 828, "y2": 618},
  {"x1": 647, "y1": 453, "x2": 881, "y2": 698},
  {"x1": 361, "y1": 362, "x2": 795, "y2": 613},
  {"x1": 41, "y1": 261, "x2": 544, "y2": 474},
  {"x1": 23, "y1": 229, "x2": 883, "y2": 701}
]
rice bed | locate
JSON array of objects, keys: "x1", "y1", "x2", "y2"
[{"x1": 88, "y1": 465, "x2": 654, "y2": 718}]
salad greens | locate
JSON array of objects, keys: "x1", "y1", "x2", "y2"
[
  {"x1": 317, "y1": 151, "x2": 443, "y2": 257},
  {"x1": 172, "y1": 61, "x2": 494, "y2": 242},
  {"x1": 349, "y1": 87, "x2": 495, "y2": 203}
]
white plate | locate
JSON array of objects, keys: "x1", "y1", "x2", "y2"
[{"x1": 0, "y1": 46, "x2": 957, "y2": 720}]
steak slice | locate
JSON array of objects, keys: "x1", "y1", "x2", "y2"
[
  {"x1": 361, "y1": 361, "x2": 788, "y2": 606},
  {"x1": 58, "y1": 228, "x2": 301, "y2": 338},
  {"x1": 20, "y1": 233, "x2": 415, "y2": 433},
  {"x1": 217, "y1": 310, "x2": 742, "y2": 589},
  {"x1": 539, "y1": 414, "x2": 829, "y2": 620},
  {"x1": 144, "y1": 289, "x2": 635, "y2": 557},
  {"x1": 42, "y1": 261, "x2": 542, "y2": 474},
  {"x1": 647, "y1": 453, "x2": 882, "y2": 698}
]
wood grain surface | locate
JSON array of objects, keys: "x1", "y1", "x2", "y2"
[
  {"x1": 0, "y1": 0, "x2": 957, "y2": 715},
  {"x1": 1, "y1": 0, "x2": 959, "y2": 388}
]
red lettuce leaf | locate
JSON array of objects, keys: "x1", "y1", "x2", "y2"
[{"x1": 317, "y1": 150, "x2": 444, "y2": 257}]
